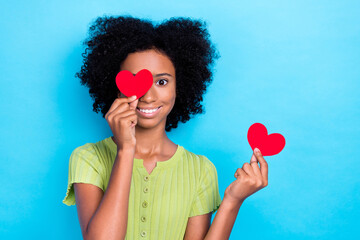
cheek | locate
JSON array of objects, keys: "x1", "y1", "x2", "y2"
[
  {"x1": 162, "y1": 93, "x2": 176, "y2": 112},
  {"x1": 169, "y1": 93, "x2": 176, "y2": 106},
  {"x1": 162, "y1": 88, "x2": 176, "y2": 103}
]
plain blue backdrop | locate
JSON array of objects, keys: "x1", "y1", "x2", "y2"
[{"x1": 1, "y1": 0, "x2": 359, "y2": 239}]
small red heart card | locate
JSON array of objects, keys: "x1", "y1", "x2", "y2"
[
  {"x1": 115, "y1": 69, "x2": 153, "y2": 99},
  {"x1": 247, "y1": 123, "x2": 285, "y2": 156}
]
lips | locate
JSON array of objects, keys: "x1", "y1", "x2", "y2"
[
  {"x1": 137, "y1": 106, "x2": 160, "y2": 110},
  {"x1": 136, "y1": 106, "x2": 162, "y2": 118}
]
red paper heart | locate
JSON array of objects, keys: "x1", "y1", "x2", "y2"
[
  {"x1": 115, "y1": 69, "x2": 153, "y2": 99},
  {"x1": 247, "y1": 123, "x2": 285, "y2": 156}
]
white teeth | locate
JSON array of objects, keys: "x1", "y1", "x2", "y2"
[{"x1": 139, "y1": 107, "x2": 159, "y2": 113}]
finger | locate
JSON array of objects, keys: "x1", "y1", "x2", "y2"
[
  {"x1": 107, "y1": 102, "x2": 132, "y2": 119},
  {"x1": 250, "y1": 154, "x2": 262, "y2": 177},
  {"x1": 113, "y1": 109, "x2": 137, "y2": 119},
  {"x1": 250, "y1": 153, "x2": 257, "y2": 164},
  {"x1": 129, "y1": 98, "x2": 139, "y2": 110},
  {"x1": 107, "y1": 95, "x2": 136, "y2": 116},
  {"x1": 242, "y1": 162, "x2": 255, "y2": 177},
  {"x1": 107, "y1": 95, "x2": 137, "y2": 117},
  {"x1": 122, "y1": 114, "x2": 138, "y2": 127},
  {"x1": 130, "y1": 120, "x2": 137, "y2": 127},
  {"x1": 254, "y1": 148, "x2": 268, "y2": 182},
  {"x1": 235, "y1": 168, "x2": 248, "y2": 179}
]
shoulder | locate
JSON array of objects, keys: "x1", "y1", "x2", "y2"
[
  {"x1": 181, "y1": 146, "x2": 215, "y2": 165},
  {"x1": 69, "y1": 141, "x2": 104, "y2": 170},
  {"x1": 69, "y1": 143, "x2": 97, "y2": 165},
  {"x1": 71, "y1": 142, "x2": 96, "y2": 156},
  {"x1": 180, "y1": 146, "x2": 217, "y2": 176},
  {"x1": 70, "y1": 137, "x2": 114, "y2": 164}
]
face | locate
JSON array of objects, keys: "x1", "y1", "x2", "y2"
[{"x1": 118, "y1": 48, "x2": 176, "y2": 130}]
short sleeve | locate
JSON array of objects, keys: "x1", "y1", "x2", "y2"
[
  {"x1": 62, "y1": 143, "x2": 104, "y2": 206},
  {"x1": 189, "y1": 156, "x2": 222, "y2": 217}
]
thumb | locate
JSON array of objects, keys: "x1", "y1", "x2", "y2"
[{"x1": 129, "y1": 97, "x2": 139, "y2": 110}]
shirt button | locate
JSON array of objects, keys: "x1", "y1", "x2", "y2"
[
  {"x1": 143, "y1": 187, "x2": 148, "y2": 193},
  {"x1": 141, "y1": 230, "x2": 147, "y2": 237},
  {"x1": 141, "y1": 216, "x2": 146, "y2": 222},
  {"x1": 142, "y1": 201, "x2": 148, "y2": 208},
  {"x1": 144, "y1": 176, "x2": 149, "y2": 181}
]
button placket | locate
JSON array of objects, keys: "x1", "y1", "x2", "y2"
[{"x1": 140, "y1": 174, "x2": 150, "y2": 238}]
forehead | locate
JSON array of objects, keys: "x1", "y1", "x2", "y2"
[{"x1": 120, "y1": 49, "x2": 175, "y2": 76}]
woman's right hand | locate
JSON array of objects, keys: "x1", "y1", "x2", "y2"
[{"x1": 105, "y1": 94, "x2": 139, "y2": 150}]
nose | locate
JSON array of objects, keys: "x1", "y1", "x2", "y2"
[{"x1": 140, "y1": 83, "x2": 156, "y2": 102}]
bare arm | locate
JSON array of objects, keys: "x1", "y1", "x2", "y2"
[
  {"x1": 184, "y1": 213, "x2": 212, "y2": 239},
  {"x1": 74, "y1": 146, "x2": 135, "y2": 240},
  {"x1": 203, "y1": 196, "x2": 243, "y2": 240},
  {"x1": 204, "y1": 149, "x2": 269, "y2": 239}
]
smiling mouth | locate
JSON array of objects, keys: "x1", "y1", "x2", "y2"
[{"x1": 136, "y1": 106, "x2": 162, "y2": 117}]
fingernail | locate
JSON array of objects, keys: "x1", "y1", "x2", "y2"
[
  {"x1": 132, "y1": 95, "x2": 137, "y2": 99},
  {"x1": 254, "y1": 148, "x2": 260, "y2": 154}
]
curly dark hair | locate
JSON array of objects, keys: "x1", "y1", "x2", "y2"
[{"x1": 75, "y1": 15, "x2": 220, "y2": 132}]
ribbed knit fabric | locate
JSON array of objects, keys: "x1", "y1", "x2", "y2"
[{"x1": 62, "y1": 136, "x2": 222, "y2": 239}]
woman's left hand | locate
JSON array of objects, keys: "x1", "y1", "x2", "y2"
[{"x1": 224, "y1": 148, "x2": 269, "y2": 204}]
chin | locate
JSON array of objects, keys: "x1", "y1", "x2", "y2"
[
  {"x1": 136, "y1": 121, "x2": 163, "y2": 130},
  {"x1": 136, "y1": 115, "x2": 167, "y2": 129}
]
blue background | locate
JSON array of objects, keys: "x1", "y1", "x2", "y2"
[{"x1": 1, "y1": 0, "x2": 359, "y2": 239}]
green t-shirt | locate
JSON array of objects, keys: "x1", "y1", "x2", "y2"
[{"x1": 63, "y1": 136, "x2": 222, "y2": 239}]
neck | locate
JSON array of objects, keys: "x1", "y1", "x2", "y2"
[
  {"x1": 135, "y1": 122, "x2": 171, "y2": 155},
  {"x1": 113, "y1": 120, "x2": 172, "y2": 156}
]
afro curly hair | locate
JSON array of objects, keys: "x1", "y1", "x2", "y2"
[{"x1": 75, "y1": 15, "x2": 220, "y2": 132}]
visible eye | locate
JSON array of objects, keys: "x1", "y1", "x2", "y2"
[{"x1": 156, "y1": 79, "x2": 168, "y2": 86}]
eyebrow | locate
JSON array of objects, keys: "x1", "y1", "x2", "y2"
[
  {"x1": 132, "y1": 72, "x2": 173, "y2": 77},
  {"x1": 154, "y1": 73, "x2": 173, "y2": 77}
]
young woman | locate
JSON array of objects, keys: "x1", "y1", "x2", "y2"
[{"x1": 63, "y1": 15, "x2": 268, "y2": 240}]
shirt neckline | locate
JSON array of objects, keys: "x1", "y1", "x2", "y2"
[{"x1": 105, "y1": 136, "x2": 183, "y2": 169}]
